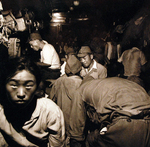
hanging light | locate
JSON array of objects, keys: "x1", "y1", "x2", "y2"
[
  {"x1": 73, "y1": 0, "x2": 79, "y2": 6},
  {"x1": 70, "y1": 6, "x2": 74, "y2": 11}
]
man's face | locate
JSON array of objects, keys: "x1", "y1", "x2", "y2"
[
  {"x1": 79, "y1": 54, "x2": 93, "y2": 68},
  {"x1": 6, "y1": 70, "x2": 37, "y2": 109},
  {"x1": 29, "y1": 40, "x2": 40, "y2": 51}
]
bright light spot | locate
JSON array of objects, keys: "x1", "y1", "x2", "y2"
[
  {"x1": 73, "y1": 1, "x2": 79, "y2": 6},
  {"x1": 52, "y1": 13, "x2": 61, "y2": 17}
]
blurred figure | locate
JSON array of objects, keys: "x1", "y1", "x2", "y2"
[
  {"x1": 118, "y1": 47, "x2": 147, "y2": 87},
  {"x1": 105, "y1": 38, "x2": 121, "y2": 65},
  {"x1": 104, "y1": 37, "x2": 123, "y2": 77},
  {"x1": 90, "y1": 37, "x2": 106, "y2": 65}
]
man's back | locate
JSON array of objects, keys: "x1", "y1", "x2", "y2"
[
  {"x1": 41, "y1": 42, "x2": 60, "y2": 69},
  {"x1": 50, "y1": 75, "x2": 82, "y2": 135},
  {"x1": 118, "y1": 47, "x2": 147, "y2": 76},
  {"x1": 81, "y1": 77, "x2": 150, "y2": 116}
]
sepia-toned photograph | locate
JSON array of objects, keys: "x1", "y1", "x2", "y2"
[{"x1": 0, "y1": 0, "x2": 150, "y2": 146}]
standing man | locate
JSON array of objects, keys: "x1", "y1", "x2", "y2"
[
  {"x1": 77, "y1": 45, "x2": 107, "y2": 80},
  {"x1": 118, "y1": 47, "x2": 147, "y2": 87},
  {"x1": 29, "y1": 31, "x2": 61, "y2": 80}
]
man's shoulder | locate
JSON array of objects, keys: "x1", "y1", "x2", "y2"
[
  {"x1": 95, "y1": 61, "x2": 107, "y2": 70},
  {"x1": 43, "y1": 42, "x2": 55, "y2": 51},
  {"x1": 36, "y1": 98, "x2": 63, "y2": 119},
  {"x1": 0, "y1": 104, "x2": 3, "y2": 112},
  {"x1": 37, "y1": 98, "x2": 59, "y2": 110},
  {"x1": 56, "y1": 76, "x2": 82, "y2": 86}
]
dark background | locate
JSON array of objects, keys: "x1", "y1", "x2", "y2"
[{"x1": 1, "y1": 0, "x2": 150, "y2": 54}]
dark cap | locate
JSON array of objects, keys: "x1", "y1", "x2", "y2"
[
  {"x1": 77, "y1": 46, "x2": 92, "y2": 57},
  {"x1": 65, "y1": 55, "x2": 82, "y2": 75},
  {"x1": 29, "y1": 31, "x2": 42, "y2": 42},
  {"x1": 65, "y1": 47, "x2": 75, "y2": 55}
]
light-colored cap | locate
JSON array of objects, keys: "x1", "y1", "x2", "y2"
[
  {"x1": 29, "y1": 31, "x2": 42, "y2": 42},
  {"x1": 77, "y1": 46, "x2": 92, "y2": 57}
]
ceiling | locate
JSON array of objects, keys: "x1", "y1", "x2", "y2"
[
  {"x1": 1, "y1": 0, "x2": 150, "y2": 34},
  {"x1": 1, "y1": 0, "x2": 148, "y2": 30},
  {"x1": 1, "y1": 0, "x2": 150, "y2": 46},
  {"x1": 1, "y1": 0, "x2": 147, "y2": 20}
]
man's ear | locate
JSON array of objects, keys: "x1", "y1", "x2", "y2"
[{"x1": 90, "y1": 54, "x2": 94, "y2": 60}]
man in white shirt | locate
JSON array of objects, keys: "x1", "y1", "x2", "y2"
[
  {"x1": 118, "y1": 47, "x2": 147, "y2": 87},
  {"x1": 29, "y1": 31, "x2": 61, "y2": 80}
]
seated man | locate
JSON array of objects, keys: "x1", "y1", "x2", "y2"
[
  {"x1": 50, "y1": 53, "x2": 82, "y2": 141},
  {"x1": 29, "y1": 31, "x2": 61, "y2": 97},
  {"x1": 60, "y1": 46, "x2": 76, "y2": 76},
  {"x1": 69, "y1": 77, "x2": 150, "y2": 147},
  {"x1": 77, "y1": 45, "x2": 107, "y2": 80},
  {"x1": 29, "y1": 31, "x2": 61, "y2": 80}
]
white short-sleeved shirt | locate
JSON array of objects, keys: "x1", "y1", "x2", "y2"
[
  {"x1": 41, "y1": 41, "x2": 60, "y2": 69},
  {"x1": 118, "y1": 47, "x2": 147, "y2": 76}
]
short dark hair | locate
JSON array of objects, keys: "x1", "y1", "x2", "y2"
[
  {"x1": 0, "y1": 56, "x2": 42, "y2": 105},
  {"x1": 3, "y1": 56, "x2": 42, "y2": 86}
]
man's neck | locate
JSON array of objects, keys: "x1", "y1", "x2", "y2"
[
  {"x1": 39, "y1": 41, "x2": 45, "y2": 50},
  {"x1": 87, "y1": 60, "x2": 94, "y2": 72}
]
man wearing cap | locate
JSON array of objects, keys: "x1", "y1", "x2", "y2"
[
  {"x1": 50, "y1": 53, "x2": 82, "y2": 146},
  {"x1": 29, "y1": 31, "x2": 60, "y2": 80},
  {"x1": 60, "y1": 46, "x2": 76, "y2": 76},
  {"x1": 77, "y1": 45, "x2": 107, "y2": 80}
]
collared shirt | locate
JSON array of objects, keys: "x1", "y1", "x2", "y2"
[
  {"x1": 60, "y1": 61, "x2": 66, "y2": 76},
  {"x1": 118, "y1": 47, "x2": 147, "y2": 76},
  {"x1": 0, "y1": 98, "x2": 65, "y2": 147},
  {"x1": 85, "y1": 59, "x2": 97, "y2": 73},
  {"x1": 80, "y1": 60, "x2": 107, "y2": 79},
  {"x1": 41, "y1": 41, "x2": 60, "y2": 69}
]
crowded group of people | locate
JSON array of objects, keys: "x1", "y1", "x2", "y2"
[{"x1": 0, "y1": 29, "x2": 150, "y2": 147}]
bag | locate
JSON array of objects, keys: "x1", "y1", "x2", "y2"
[
  {"x1": 3, "y1": 11, "x2": 17, "y2": 31},
  {"x1": 8, "y1": 38, "x2": 21, "y2": 57},
  {"x1": 3, "y1": 10, "x2": 26, "y2": 32},
  {"x1": 15, "y1": 17, "x2": 26, "y2": 31}
]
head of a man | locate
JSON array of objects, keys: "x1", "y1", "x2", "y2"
[
  {"x1": 65, "y1": 47, "x2": 76, "y2": 59},
  {"x1": 65, "y1": 53, "x2": 82, "y2": 76},
  {"x1": 77, "y1": 46, "x2": 93, "y2": 68},
  {"x1": 29, "y1": 32, "x2": 42, "y2": 51}
]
